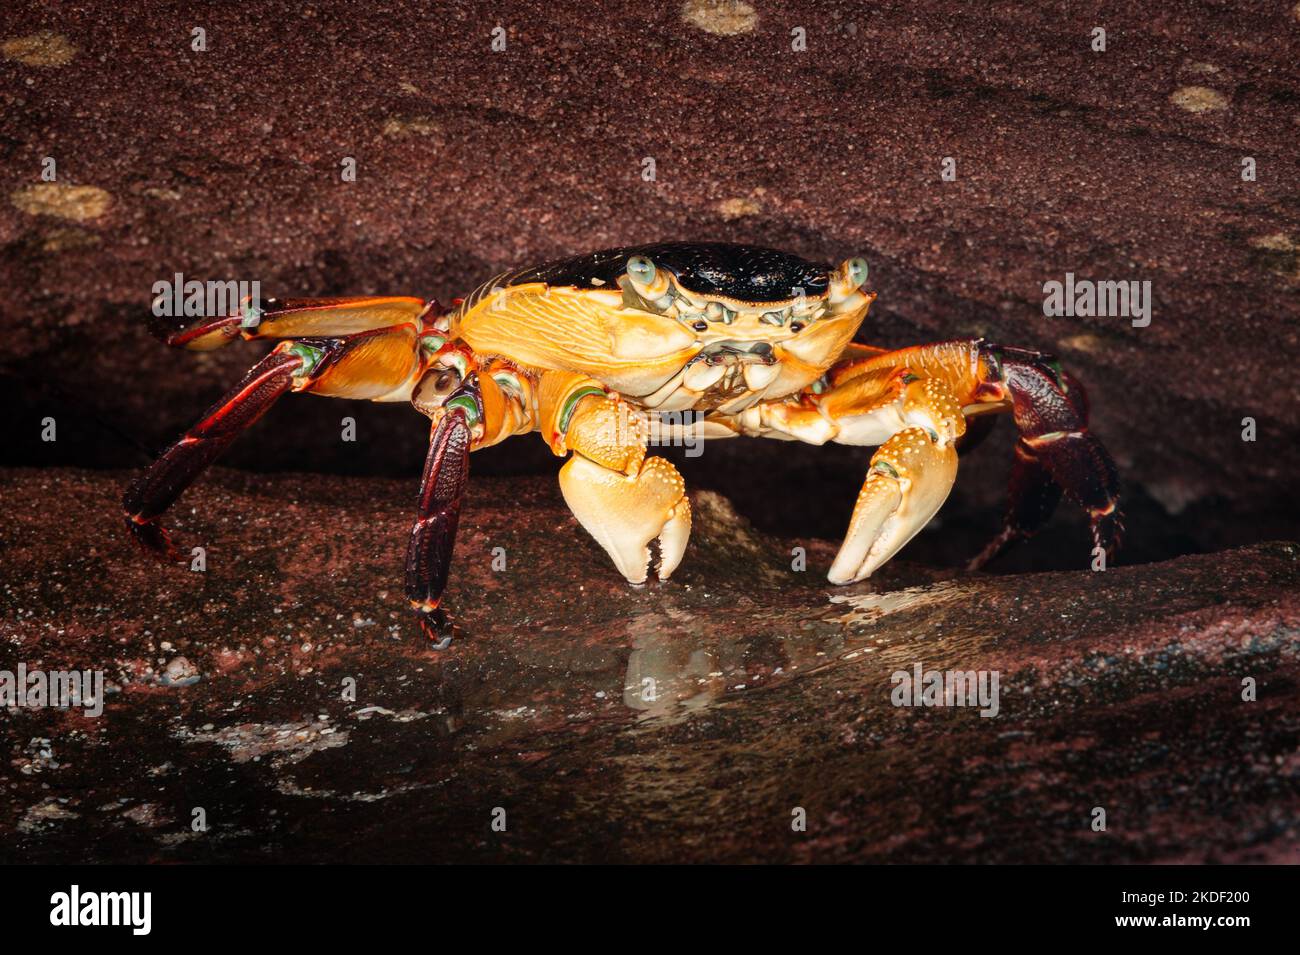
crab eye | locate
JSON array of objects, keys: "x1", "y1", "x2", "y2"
[
  {"x1": 846, "y1": 257, "x2": 869, "y2": 290},
  {"x1": 829, "y1": 256, "x2": 871, "y2": 310},
  {"x1": 624, "y1": 253, "x2": 674, "y2": 306},
  {"x1": 433, "y1": 370, "x2": 459, "y2": 394},
  {"x1": 626, "y1": 256, "x2": 656, "y2": 284},
  {"x1": 692, "y1": 320, "x2": 708, "y2": 332},
  {"x1": 790, "y1": 321, "x2": 805, "y2": 333}
]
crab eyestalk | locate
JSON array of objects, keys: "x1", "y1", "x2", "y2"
[
  {"x1": 704, "y1": 301, "x2": 735, "y2": 324},
  {"x1": 624, "y1": 254, "x2": 672, "y2": 308},
  {"x1": 828, "y1": 257, "x2": 871, "y2": 313}
]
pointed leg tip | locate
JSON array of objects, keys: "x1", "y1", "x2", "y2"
[
  {"x1": 124, "y1": 513, "x2": 184, "y2": 563},
  {"x1": 968, "y1": 529, "x2": 1017, "y2": 572},
  {"x1": 414, "y1": 606, "x2": 456, "y2": 649},
  {"x1": 1092, "y1": 510, "x2": 1125, "y2": 556}
]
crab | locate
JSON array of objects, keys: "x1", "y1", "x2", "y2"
[{"x1": 125, "y1": 242, "x2": 1122, "y2": 647}]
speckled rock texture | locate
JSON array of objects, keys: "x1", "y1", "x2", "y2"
[
  {"x1": 2, "y1": 468, "x2": 1298, "y2": 863},
  {"x1": 2, "y1": 0, "x2": 1298, "y2": 553},
  {"x1": 2, "y1": 1, "x2": 1298, "y2": 862}
]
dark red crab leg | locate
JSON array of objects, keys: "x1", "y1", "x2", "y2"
[
  {"x1": 405, "y1": 374, "x2": 482, "y2": 648},
  {"x1": 123, "y1": 349, "x2": 304, "y2": 558},
  {"x1": 969, "y1": 344, "x2": 1122, "y2": 569}
]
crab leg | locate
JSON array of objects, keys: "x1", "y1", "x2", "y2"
[
  {"x1": 160, "y1": 295, "x2": 435, "y2": 351},
  {"x1": 125, "y1": 317, "x2": 432, "y2": 550},
  {"x1": 731, "y1": 339, "x2": 1121, "y2": 573},
  {"x1": 968, "y1": 438, "x2": 1062, "y2": 569},
  {"x1": 969, "y1": 344, "x2": 1121, "y2": 567},
  {"x1": 405, "y1": 375, "x2": 480, "y2": 648},
  {"x1": 123, "y1": 349, "x2": 303, "y2": 557},
  {"x1": 539, "y1": 372, "x2": 691, "y2": 584}
]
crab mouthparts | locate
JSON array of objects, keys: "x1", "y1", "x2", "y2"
[{"x1": 697, "y1": 340, "x2": 776, "y2": 366}]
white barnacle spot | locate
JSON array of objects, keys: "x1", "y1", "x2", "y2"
[
  {"x1": 1170, "y1": 85, "x2": 1228, "y2": 113},
  {"x1": 682, "y1": 0, "x2": 757, "y2": 35}
]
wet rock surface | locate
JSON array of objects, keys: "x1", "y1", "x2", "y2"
[{"x1": 2, "y1": 467, "x2": 1298, "y2": 863}]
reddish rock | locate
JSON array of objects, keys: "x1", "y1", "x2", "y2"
[
  {"x1": 2, "y1": 0, "x2": 1298, "y2": 864},
  {"x1": 1, "y1": 0, "x2": 1298, "y2": 556},
  {"x1": 0, "y1": 467, "x2": 1297, "y2": 863}
]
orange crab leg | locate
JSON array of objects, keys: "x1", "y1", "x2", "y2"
[
  {"x1": 123, "y1": 349, "x2": 303, "y2": 558},
  {"x1": 293, "y1": 324, "x2": 424, "y2": 400},
  {"x1": 125, "y1": 319, "x2": 435, "y2": 560},
  {"x1": 159, "y1": 296, "x2": 437, "y2": 351},
  {"x1": 245, "y1": 296, "x2": 434, "y2": 339},
  {"x1": 162, "y1": 314, "x2": 245, "y2": 350}
]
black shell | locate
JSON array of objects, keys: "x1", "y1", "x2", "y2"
[{"x1": 500, "y1": 242, "x2": 831, "y2": 302}]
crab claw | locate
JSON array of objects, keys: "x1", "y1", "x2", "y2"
[
  {"x1": 559, "y1": 454, "x2": 691, "y2": 584},
  {"x1": 828, "y1": 426, "x2": 958, "y2": 584}
]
